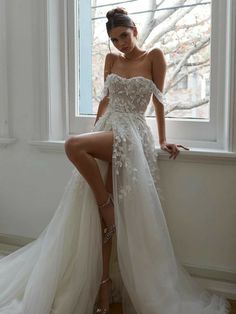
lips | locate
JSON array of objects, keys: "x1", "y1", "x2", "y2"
[{"x1": 121, "y1": 47, "x2": 129, "y2": 52}]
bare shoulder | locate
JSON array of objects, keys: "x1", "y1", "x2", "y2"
[
  {"x1": 104, "y1": 53, "x2": 119, "y2": 78},
  {"x1": 148, "y1": 48, "x2": 167, "y2": 92},
  {"x1": 148, "y1": 48, "x2": 167, "y2": 68},
  {"x1": 104, "y1": 52, "x2": 119, "y2": 64}
]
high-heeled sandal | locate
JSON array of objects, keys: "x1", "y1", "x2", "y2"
[
  {"x1": 98, "y1": 195, "x2": 116, "y2": 244},
  {"x1": 94, "y1": 277, "x2": 112, "y2": 314}
]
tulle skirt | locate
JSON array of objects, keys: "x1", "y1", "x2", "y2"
[{"x1": 0, "y1": 110, "x2": 231, "y2": 314}]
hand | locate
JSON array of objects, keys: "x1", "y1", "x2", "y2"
[{"x1": 160, "y1": 142, "x2": 190, "y2": 160}]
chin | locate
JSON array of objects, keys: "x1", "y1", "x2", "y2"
[{"x1": 120, "y1": 47, "x2": 130, "y2": 53}]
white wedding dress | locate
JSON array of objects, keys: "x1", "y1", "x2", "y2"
[{"x1": 0, "y1": 73, "x2": 231, "y2": 314}]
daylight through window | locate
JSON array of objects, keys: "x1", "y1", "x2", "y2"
[{"x1": 78, "y1": 0, "x2": 211, "y2": 121}]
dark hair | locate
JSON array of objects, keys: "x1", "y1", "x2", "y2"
[{"x1": 106, "y1": 7, "x2": 136, "y2": 35}]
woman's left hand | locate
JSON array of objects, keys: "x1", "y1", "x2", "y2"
[{"x1": 160, "y1": 142, "x2": 190, "y2": 160}]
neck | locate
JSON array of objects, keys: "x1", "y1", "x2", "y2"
[{"x1": 123, "y1": 46, "x2": 147, "y2": 60}]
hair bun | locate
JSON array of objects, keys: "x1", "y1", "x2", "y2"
[{"x1": 106, "y1": 7, "x2": 128, "y2": 20}]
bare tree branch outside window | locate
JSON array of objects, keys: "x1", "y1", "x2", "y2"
[{"x1": 90, "y1": 0, "x2": 211, "y2": 120}]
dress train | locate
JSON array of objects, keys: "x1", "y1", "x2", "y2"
[{"x1": 0, "y1": 73, "x2": 231, "y2": 314}]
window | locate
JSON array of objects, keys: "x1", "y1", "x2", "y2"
[
  {"x1": 91, "y1": 0, "x2": 211, "y2": 121},
  {"x1": 68, "y1": 0, "x2": 235, "y2": 150}
]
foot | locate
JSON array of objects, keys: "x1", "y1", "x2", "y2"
[{"x1": 95, "y1": 277, "x2": 112, "y2": 314}]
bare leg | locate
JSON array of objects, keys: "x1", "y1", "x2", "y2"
[
  {"x1": 64, "y1": 132, "x2": 114, "y2": 310},
  {"x1": 64, "y1": 131, "x2": 114, "y2": 227},
  {"x1": 102, "y1": 162, "x2": 113, "y2": 279},
  {"x1": 96, "y1": 163, "x2": 113, "y2": 309}
]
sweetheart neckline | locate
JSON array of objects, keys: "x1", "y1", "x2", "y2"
[
  {"x1": 105, "y1": 73, "x2": 164, "y2": 98},
  {"x1": 106, "y1": 73, "x2": 154, "y2": 84}
]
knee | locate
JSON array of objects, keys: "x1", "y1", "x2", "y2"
[{"x1": 64, "y1": 136, "x2": 84, "y2": 159}]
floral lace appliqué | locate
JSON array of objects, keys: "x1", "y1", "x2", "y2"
[{"x1": 96, "y1": 74, "x2": 166, "y2": 201}]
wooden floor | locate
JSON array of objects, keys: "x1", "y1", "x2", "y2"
[
  {"x1": 229, "y1": 300, "x2": 236, "y2": 314},
  {"x1": 110, "y1": 300, "x2": 236, "y2": 314},
  {"x1": 110, "y1": 304, "x2": 123, "y2": 314}
]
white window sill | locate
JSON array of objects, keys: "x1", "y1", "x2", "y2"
[
  {"x1": 0, "y1": 138, "x2": 17, "y2": 147},
  {"x1": 29, "y1": 140, "x2": 236, "y2": 164},
  {"x1": 29, "y1": 140, "x2": 65, "y2": 153},
  {"x1": 157, "y1": 147, "x2": 236, "y2": 164}
]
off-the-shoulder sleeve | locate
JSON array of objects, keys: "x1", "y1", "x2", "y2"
[
  {"x1": 98, "y1": 78, "x2": 109, "y2": 101},
  {"x1": 152, "y1": 82, "x2": 168, "y2": 107}
]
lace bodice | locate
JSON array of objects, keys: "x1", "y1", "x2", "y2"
[
  {"x1": 101, "y1": 73, "x2": 168, "y2": 114},
  {"x1": 95, "y1": 73, "x2": 164, "y2": 200}
]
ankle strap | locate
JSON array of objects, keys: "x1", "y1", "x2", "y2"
[
  {"x1": 100, "y1": 277, "x2": 110, "y2": 285},
  {"x1": 98, "y1": 194, "x2": 112, "y2": 209}
]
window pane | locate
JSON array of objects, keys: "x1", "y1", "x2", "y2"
[{"x1": 85, "y1": 0, "x2": 211, "y2": 120}]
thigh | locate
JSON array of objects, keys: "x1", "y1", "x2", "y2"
[{"x1": 76, "y1": 131, "x2": 113, "y2": 162}]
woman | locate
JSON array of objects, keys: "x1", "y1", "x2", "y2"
[
  {"x1": 64, "y1": 7, "x2": 231, "y2": 314},
  {"x1": 65, "y1": 7, "x2": 188, "y2": 313},
  {"x1": 0, "y1": 7, "x2": 231, "y2": 314}
]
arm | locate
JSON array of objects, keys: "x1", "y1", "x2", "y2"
[
  {"x1": 94, "y1": 53, "x2": 114, "y2": 125},
  {"x1": 94, "y1": 97, "x2": 109, "y2": 125},
  {"x1": 151, "y1": 48, "x2": 189, "y2": 159},
  {"x1": 151, "y1": 48, "x2": 167, "y2": 146}
]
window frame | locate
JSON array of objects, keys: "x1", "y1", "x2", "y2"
[{"x1": 67, "y1": 0, "x2": 236, "y2": 151}]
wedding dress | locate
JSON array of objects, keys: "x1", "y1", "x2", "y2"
[{"x1": 0, "y1": 73, "x2": 231, "y2": 314}]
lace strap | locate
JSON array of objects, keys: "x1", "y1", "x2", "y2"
[
  {"x1": 98, "y1": 77, "x2": 109, "y2": 101},
  {"x1": 152, "y1": 82, "x2": 168, "y2": 107}
]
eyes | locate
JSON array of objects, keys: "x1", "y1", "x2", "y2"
[{"x1": 111, "y1": 32, "x2": 129, "y2": 44}]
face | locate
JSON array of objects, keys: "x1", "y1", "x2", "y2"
[{"x1": 109, "y1": 26, "x2": 137, "y2": 53}]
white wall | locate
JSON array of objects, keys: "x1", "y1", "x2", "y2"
[
  {"x1": 159, "y1": 159, "x2": 236, "y2": 272},
  {"x1": 0, "y1": 0, "x2": 235, "y2": 288},
  {"x1": 0, "y1": 0, "x2": 74, "y2": 238}
]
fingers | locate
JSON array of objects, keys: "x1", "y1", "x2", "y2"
[
  {"x1": 161, "y1": 143, "x2": 190, "y2": 160},
  {"x1": 161, "y1": 145, "x2": 172, "y2": 154},
  {"x1": 168, "y1": 145, "x2": 179, "y2": 160},
  {"x1": 161, "y1": 144, "x2": 179, "y2": 159}
]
